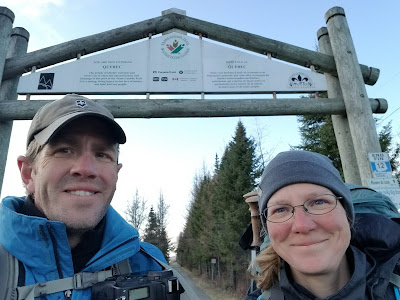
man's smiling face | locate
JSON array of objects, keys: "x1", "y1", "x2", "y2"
[{"x1": 26, "y1": 117, "x2": 122, "y2": 230}]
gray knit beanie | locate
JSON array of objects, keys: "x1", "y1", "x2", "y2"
[{"x1": 258, "y1": 150, "x2": 353, "y2": 229}]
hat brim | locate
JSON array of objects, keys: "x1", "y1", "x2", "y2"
[{"x1": 33, "y1": 112, "x2": 126, "y2": 145}]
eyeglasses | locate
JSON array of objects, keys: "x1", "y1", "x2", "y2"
[{"x1": 263, "y1": 194, "x2": 341, "y2": 223}]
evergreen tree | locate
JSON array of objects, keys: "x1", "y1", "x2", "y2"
[
  {"x1": 296, "y1": 115, "x2": 400, "y2": 180},
  {"x1": 294, "y1": 114, "x2": 342, "y2": 173},
  {"x1": 214, "y1": 154, "x2": 220, "y2": 172},
  {"x1": 143, "y1": 206, "x2": 159, "y2": 246},
  {"x1": 210, "y1": 121, "x2": 262, "y2": 270}
]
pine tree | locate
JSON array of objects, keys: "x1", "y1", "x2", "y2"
[
  {"x1": 210, "y1": 121, "x2": 261, "y2": 269},
  {"x1": 296, "y1": 115, "x2": 400, "y2": 180},
  {"x1": 143, "y1": 206, "x2": 159, "y2": 246}
]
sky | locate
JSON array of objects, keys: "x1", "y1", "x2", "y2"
[{"x1": 1, "y1": 0, "x2": 400, "y2": 245}]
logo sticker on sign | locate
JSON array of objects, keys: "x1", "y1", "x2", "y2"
[{"x1": 368, "y1": 152, "x2": 393, "y2": 178}]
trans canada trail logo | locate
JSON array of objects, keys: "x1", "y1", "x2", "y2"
[{"x1": 161, "y1": 35, "x2": 190, "y2": 59}]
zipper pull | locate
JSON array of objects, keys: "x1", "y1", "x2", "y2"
[{"x1": 64, "y1": 289, "x2": 72, "y2": 300}]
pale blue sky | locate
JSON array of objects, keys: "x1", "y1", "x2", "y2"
[{"x1": 2, "y1": 0, "x2": 400, "y2": 243}]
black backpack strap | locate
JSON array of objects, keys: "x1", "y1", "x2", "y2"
[
  {"x1": 112, "y1": 257, "x2": 132, "y2": 275},
  {"x1": 0, "y1": 243, "x2": 19, "y2": 300}
]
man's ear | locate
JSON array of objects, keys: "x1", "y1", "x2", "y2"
[{"x1": 17, "y1": 155, "x2": 35, "y2": 193}]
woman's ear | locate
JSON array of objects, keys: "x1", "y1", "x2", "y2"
[{"x1": 17, "y1": 155, "x2": 35, "y2": 194}]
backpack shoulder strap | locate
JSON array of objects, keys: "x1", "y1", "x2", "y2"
[
  {"x1": 16, "y1": 270, "x2": 114, "y2": 300},
  {"x1": 0, "y1": 243, "x2": 19, "y2": 300},
  {"x1": 14, "y1": 259, "x2": 129, "y2": 300},
  {"x1": 260, "y1": 283, "x2": 284, "y2": 300},
  {"x1": 391, "y1": 260, "x2": 400, "y2": 289},
  {"x1": 259, "y1": 289, "x2": 271, "y2": 300},
  {"x1": 391, "y1": 272, "x2": 400, "y2": 288}
]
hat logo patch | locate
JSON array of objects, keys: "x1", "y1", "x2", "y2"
[{"x1": 76, "y1": 100, "x2": 87, "y2": 108}]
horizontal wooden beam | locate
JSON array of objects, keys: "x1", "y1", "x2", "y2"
[
  {"x1": 2, "y1": 14, "x2": 174, "y2": 80},
  {"x1": 0, "y1": 98, "x2": 387, "y2": 120},
  {"x1": 2, "y1": 13, "x2": 379, "y2": 85},
  {"x1": 172, "y1": 14, "x2": 379, "y2": 85}
]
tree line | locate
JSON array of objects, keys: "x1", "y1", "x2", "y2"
[{"x1": 176, "y1": 121, "x2": 262, "y2": 293}]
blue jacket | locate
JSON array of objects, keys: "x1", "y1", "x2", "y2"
[{"x1": 0, "y1": 196, "x2": 166, "y2": 299}]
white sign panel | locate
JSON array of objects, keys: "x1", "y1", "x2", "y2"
[
  {"x1": 18, "y1": 41, "x2": 148, "y2": 94},
  {"x1": 367, "y1": 177, "x2": 399, "y2": 189},
  {"x1": 368, "y1": 152, "x2": 393, "y2": 178},
  {"x1": 202, "y1": 42, "x2": 326, "y2": 93},
  {"x1": 18, "y1": 32, "x2": 328, "y2": 94}
]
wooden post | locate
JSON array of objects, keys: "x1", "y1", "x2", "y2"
[
  {"x1": 244, "y1": 191, "x2": 262, "y2": 248},
  {"x1": 0, "y1": 7, "x2": 16, "y2": 195},
  {"x1": 325, "y1": 7, "x2": 381, "y2": 186},
  {"x1": 0, "y1": 7, "x2": 14, "y2": 80},
  {"x1": 244, "y1": 191, "x2": 261, "y2": 293},
  {"x1": 317, "y1": 27, "x2": 361, "y2": 184}
]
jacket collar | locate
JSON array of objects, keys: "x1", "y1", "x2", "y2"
[
  {"x1": 0, "y1": 196, "x2": 140, "y2": 276},
  {"x1": 279, "y1": 246, "x2": 369, "y2": 300}
]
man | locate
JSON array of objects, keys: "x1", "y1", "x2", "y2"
[{"x1": 0, "y1": 94, "x2": 166, "y2": 299}]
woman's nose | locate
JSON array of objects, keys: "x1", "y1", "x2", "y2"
[{"x1": 291, "y1": 206, "x2": 316, "y2": 233}]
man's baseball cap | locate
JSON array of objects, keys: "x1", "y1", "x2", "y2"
[{"x1": 27, "y1": 94, "x2": 126, "y2": 147}]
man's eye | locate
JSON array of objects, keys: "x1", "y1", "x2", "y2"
[
  {"x1": 55, "y1": 148, "x2": 71, "y2": 154},
  {"x1": 96, "y1": 153, "x2": 113, "y2": 160}
]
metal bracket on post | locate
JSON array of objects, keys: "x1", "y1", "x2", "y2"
[{"x1": 26, "y1": 66, "x2": 37, "y2": 100}]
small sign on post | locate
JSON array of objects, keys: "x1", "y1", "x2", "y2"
[
  {"x1": 368, "y1": 152, "x2": 393, "y2": 178},
  {"x1": 211, "y1": 258, "x2": 217, "y2": 281},
  {"x1": 367, "y1": 152, "x2": 400, "y2": 210}
]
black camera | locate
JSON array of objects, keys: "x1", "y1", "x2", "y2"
[{"x1": 91, "y1": 270, "x2": 183, "y2": 300}]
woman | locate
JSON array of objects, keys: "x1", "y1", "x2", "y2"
[{"x1": 247, "y1": 150, "x2": 400, "y2": 299}]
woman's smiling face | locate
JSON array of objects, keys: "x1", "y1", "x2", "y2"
[{"x1": 267, "y1": 183, "x2": 351, "y2": 277}]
